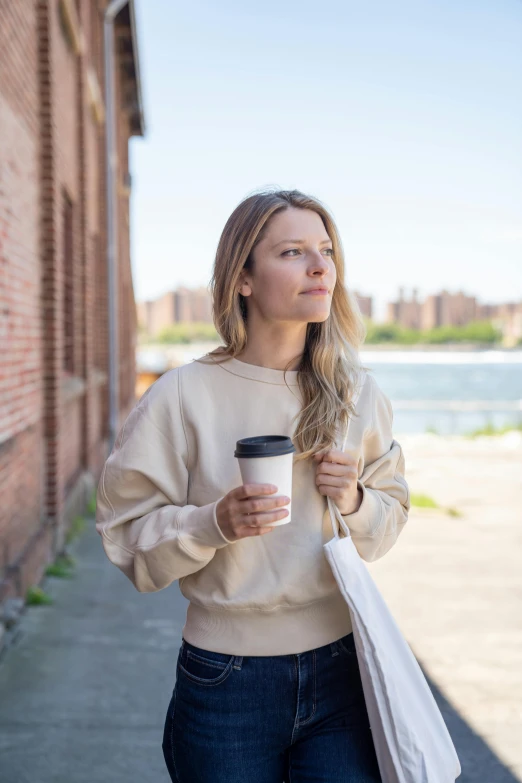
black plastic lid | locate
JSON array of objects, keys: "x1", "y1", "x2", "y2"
[{"x1": 234, "y1": 435, "x2": 296, "y2": 459}]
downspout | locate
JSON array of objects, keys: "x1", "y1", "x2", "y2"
[{"x1": 104, "y1": 0, "x2": 129, "y2": 452}]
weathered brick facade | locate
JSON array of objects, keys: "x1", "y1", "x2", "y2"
[{"x1": 0, "y1": 0, "x2": 144, "y2": 604}]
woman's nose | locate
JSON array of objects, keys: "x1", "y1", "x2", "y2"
[{"x1": 310, "y1": 252, "x2": 330, "y2": 272}]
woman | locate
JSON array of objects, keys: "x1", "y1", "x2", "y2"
[{"x1": 95, "y1": 188, "x2": 410, "y2": 782}]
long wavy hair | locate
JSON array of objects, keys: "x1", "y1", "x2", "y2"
[{"x1": 196, "y1": 187, "x2": 367, "y2": 464}]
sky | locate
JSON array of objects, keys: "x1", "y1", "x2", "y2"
[{"x1": 129, "y1": 0, "x2": 522, "y2": 322}]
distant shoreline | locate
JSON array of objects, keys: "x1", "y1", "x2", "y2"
[
  {"x1": 139, "y1": 340, "x2": 517, "y2": 353},
  {"x1": 361, "y1": 342, "x2": 514, "y2": 351}
]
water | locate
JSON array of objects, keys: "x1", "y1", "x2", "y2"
[
  {"x1": 361, "y1": 351, "x2": 522, "y2": 435},
  {"x1": 138, "y1": 345, "x2": 522, "y2": 436}
]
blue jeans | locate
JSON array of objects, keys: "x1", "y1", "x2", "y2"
[{"x1": 162, "y1": 631, "x2": 382, "y2": 782}]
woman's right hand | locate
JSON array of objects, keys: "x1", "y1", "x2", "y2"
[{"x1": 216, "y1": 484, "x2": 290, "y2": 541}]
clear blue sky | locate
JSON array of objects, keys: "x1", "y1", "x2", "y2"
[{"x1": 129, "y1": 0, "x2": 522, "y2": 321}]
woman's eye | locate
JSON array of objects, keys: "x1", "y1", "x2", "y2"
[{"x1": 282, "y1": 248, "x2": 333, "y2": 257}]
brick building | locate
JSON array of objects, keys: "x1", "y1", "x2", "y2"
[
  {"x1": 0, "y1": 0, "x2": 144, "y2": 607},
  {"x1": 137, "y1": 286, "x2": 372, "y2": 338},
  {"x1": 353, "y1": 291, "x2": 373, "y2": 320},
  {"x1": 387, "y1": 288, "x2": 478, "y2": 330},
  {"x1": 421, "y1": 290, "x2": 478, "y2": 330},
  {"x1": 386, "y1": 287, "x2": 522, "y2": 343},
  {"x1": 137, "y1": 285, "x2": 214, "y2": 337},
  {"x1": 386, "y1": 287, "x2": 423, "y2": 329}
]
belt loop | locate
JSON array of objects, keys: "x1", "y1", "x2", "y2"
[
  {"x1": 330, "y1": 641, "x2": 339, "y2": 657},
  {"x1": 233, "y1": 655, "x2": 243, "y2": 670}
]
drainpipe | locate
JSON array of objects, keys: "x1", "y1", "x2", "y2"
[{"x1": 104, "y1": 0, "x2": 129, "y2": 452}]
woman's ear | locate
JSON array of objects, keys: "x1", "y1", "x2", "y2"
[{"x1": 237, "y1": 277, "x2": 251, "y2": 297}]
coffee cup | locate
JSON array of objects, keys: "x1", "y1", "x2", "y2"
[{"x1": 234, "y1": 435, "x2": 296, "y2": 526}]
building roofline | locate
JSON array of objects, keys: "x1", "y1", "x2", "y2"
[
  {"x1": 111, "y1": 0, "x2": 145, "y2": 137},
  {"x1": 127, "y1": 0, "x2": 145, "y2": 136}
]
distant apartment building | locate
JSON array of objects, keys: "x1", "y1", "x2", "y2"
[
  {"x1": 386, "y1": 288, "x2": 423, "y2": 329},
  {"x1": 387, "y1": 287, "x2": 479, "y2": 330},
  {"x1": 138, "y1": 286, "x2": 372, "y2": 337},
  {"x1": 354, "y1": 292, "x2": 373, "y2": 320},
  {"x1": 386, "y1": 288, "x2": 522, "y2": 343},
  {"x1": 421, "y1": 290, "x2": 478, "y2": 330},
  {"x1": 137, "y1": 286, "x2": 213, "y2": 337},
  {"x1": 0, "y1": 0, "x2": 144, "y2": 609}
]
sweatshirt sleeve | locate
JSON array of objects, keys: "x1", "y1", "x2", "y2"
[
  {"x1": 340, "y1": 373, "x2": 410, "y2": 562},
  {"x1": 95, "y1": 368, "x2": 234, "y2": 593}
]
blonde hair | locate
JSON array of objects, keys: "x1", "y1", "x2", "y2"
[{"x1": 196, "y1": 187, "x2": 367, "y2": 463}]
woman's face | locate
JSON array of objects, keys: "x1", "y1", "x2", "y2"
[{"x1": 239, "y1": 207, "x2": 336, "y2": 325}]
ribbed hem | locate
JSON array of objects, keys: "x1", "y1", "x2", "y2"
[{"x1": 181, "y1": 590, "x2": 353, "y2": 656}]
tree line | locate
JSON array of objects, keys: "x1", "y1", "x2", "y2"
[{"x1": 141, "y1": 319, "x2": 509, "y2": 346}]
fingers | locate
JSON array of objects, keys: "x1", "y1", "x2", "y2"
[
  {"x1": 244, "y1": 494, "x2": 290, "y2": 513},
  {"x1": 241, "y1": 508, "x2": 289, "y2": 527},
  {"x1": 313, "y1": 448, "x2": 357, "y2": 466},
  {"x1": 317, "y1": 475, "x2": 356, "y2": 491},
  {"x1": 226, "y1": 484, "x2": 290, "y2": 540},
  {"x1": 316, "y1": 464, "x2": 358, "y2": 481},
  {"x1": 237, "y1": 483, "x2": 278, "y2": 499},
  {"x1": 236, "y1": 484, "x2": 290, "y2": 516}
]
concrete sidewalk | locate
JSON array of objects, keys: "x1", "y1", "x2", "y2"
[{"x1": 0, "y1": 518, "x2": 183, "y2": 783}]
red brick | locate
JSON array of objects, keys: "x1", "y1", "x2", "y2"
[{"x1": 0, "y1": 0, "x2": 138, "y2": 604}]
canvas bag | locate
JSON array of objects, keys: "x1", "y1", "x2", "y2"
[{"x1": 322, "y1": 374, "x2": 461, "y2": 783}]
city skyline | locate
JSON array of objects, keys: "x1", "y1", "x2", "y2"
[
  {"x1": 129, "y1": 1, "x2": 522, "y2": 324},
  {"x1": 137, "y1": 283, "x2": 522, "y2": 345},
  {"x1": 137, "y1": 284, "x2": 521, "y2": 316}
]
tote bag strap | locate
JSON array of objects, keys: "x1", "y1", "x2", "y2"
[{"x1": 327, "y1": 369, "x2": 367, "y2": 540}]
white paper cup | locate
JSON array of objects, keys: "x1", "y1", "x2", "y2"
[{"x1": 235, "y1": 435, "x2": 296, "y2": 526}]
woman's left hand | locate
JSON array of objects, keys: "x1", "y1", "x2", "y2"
[{"x1": 313, "y1": 447, "x2": 363, "y2": 516}]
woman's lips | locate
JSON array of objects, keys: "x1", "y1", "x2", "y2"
[{"x1": 301, "y1": 289, "x2": 329, "y2": 295}]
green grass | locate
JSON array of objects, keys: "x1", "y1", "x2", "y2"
[
  {"x1": 65, "y1": 515, "x2": 86, "y2": 545},
  {"x1": 139, "y1": 317, "x2": 505, "y2": 347},
  {"x1": 363, "y1": 318, "x2": 502, "y2": 346},
  {"x1": 154, "y1": 321, "x2": 219, "y2": 344},
  {"x1": 26, "y1": 586, "x2": 53, "y2": 606},
  {"x1": 410, "y1": 492, "x2": 463, "y2": 518},
  {"x1": 465, "y1": 422, "x2": 522, "y2": 438},
  {"x1": 410, "y1": 493, "x2": 439, "y2": 509},
  {"x1": 86, "y1": 489, "x2": 97, "y2": 516},
  {"x1": 45, "y1": 553, "x2": 75, "y2": 579}
]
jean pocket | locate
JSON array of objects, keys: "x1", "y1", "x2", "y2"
[
  {"x1": 336, "y1": 631, "x2": 357, "y2": 656},
  {"x1": 178, "y1": 640, "x2": 235, "y2": 686}
]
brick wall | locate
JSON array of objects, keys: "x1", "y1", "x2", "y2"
[
  {"x1": 0, "y1": 0, "x2": 44, "y2": 594},
  {"x1": 0, "y1": 0, "x2": 141, "y2": 603}
]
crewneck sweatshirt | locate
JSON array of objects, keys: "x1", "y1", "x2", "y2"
[{"x1": 95, "y1": 353, "x2": 410, "y2": 656}]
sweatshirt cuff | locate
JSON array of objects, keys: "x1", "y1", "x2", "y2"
[
  {"x1": 179, "y1": 498, "x2": 236, "y2": 553},
  {"x1": 341, "y1": 481, "x2": 383, "y2": 537}
]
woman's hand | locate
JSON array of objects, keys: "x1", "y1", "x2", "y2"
[
  {"x1": 313, "y1": 447, "x2": 363, "y2": 516},
  {"x1": 216, "y1": 484, "x2": 290, "y2": 541}
]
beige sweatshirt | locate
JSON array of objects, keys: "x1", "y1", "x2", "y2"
[{"x1": 95, "y1": 353, "x2": 410, "y2": 656}]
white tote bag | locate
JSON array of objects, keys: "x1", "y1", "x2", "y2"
[{"x1": 322, "y1": 379, "x2": 461, "y2": 783}]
